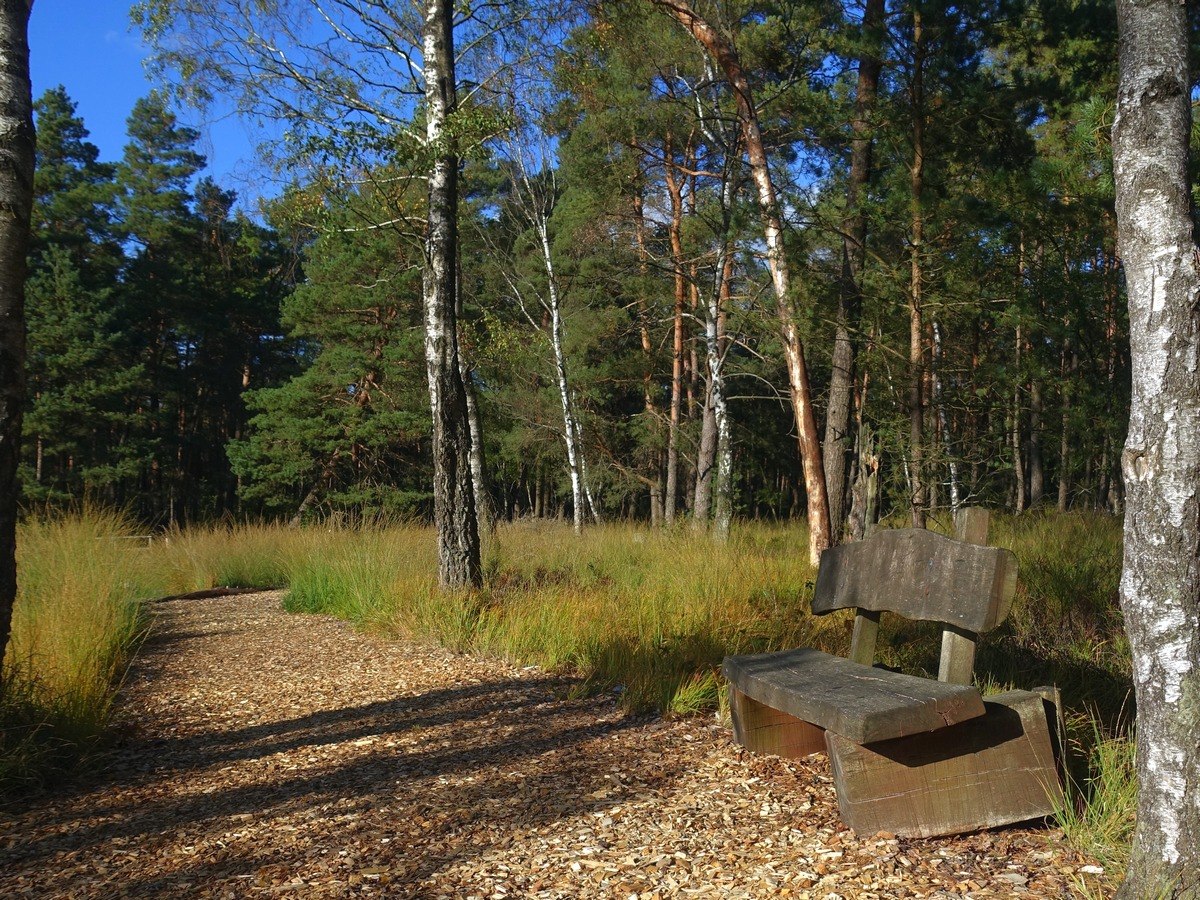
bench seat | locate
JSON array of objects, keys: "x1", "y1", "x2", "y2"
[{"x1": 723, "y1": 648, "x2": 986, "y2": 744}]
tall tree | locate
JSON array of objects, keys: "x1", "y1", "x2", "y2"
[
  {"x1": 137, "y1": 0, "x2": 490, "y2": 583},
  {"x1": 1111, "y1": 0, "x2": 1200, "y2": 893},
  {"x1": 823, "y1": 0, "x2": 885, "y2": 542},
  {"x1": 648, "y1": 0, "x2": 832, "y2": 564},
  {"x1": 0, "y1": 0, "x2": 34, "y2": 675},
  {"x1": 423, "y1": 0, "x2": 481, "y2": 588}
]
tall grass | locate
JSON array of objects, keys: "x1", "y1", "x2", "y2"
[
  {"x1": 2, "y1": 510, "x2": 1136, "y2": 873},
  {"x1": 242, "y1": 513, "x2": 1134, "y2": 874},
  {"x1": 1, "y1": 512, "x2": 153, "y2": 790}
]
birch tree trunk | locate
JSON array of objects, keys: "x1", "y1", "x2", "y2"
[
  {"x1": 534, "y1": 218, "x2": 588, "y2": 534},
  {"x1": 664, "y1": 145, "x2": 686, "y2": 526},
  {"x1": 649, "y1": 0, "x2": 831, "y2": 565},
  {"x1": 0, "y1": 0, "x2": 32, "y2": 674},
  {"x1": 694, "y1": 155, "x2": 738, "y2": 534},
  {"x1": 712, "y1": 255, "x2": 734, "y2": 542},
  {"x1": 823, "y1": 0, "x2": 883, "y2": 543},
  {"x1": 423, "y1": 0, "x2": 481, "y2": 590},
  {"x1": 1112, "y1": 0, "x2": 1200, "y2": 892},
  {"x1": 458, "y1": 352, "x2": 493, "y2": 534},
  {"x1": 633, "y1": 187, "x2": 665, "y2": 526}
]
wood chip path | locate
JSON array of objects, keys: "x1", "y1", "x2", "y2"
[{"x1": 0, "y1": 592, "x2": 1110, "y2": 899}]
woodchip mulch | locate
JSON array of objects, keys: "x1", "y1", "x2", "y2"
[{"x1": 0, "y1": 592, "x2": 1112, "y2": 899}]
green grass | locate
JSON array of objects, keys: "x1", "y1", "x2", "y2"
[
  {"x1": 1, "y1": 510, "x2": 1138, "y2": 878},
  {"x1": 1, "y1": 512, "x2": 155, "y2": 792}
]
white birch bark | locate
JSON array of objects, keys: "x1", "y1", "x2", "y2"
[
  {"x1": 1112, "y1": 0, "x2": 1200, "y2": 893},
  {"x1": 503, "y1": 153, "x2": 596, "y2": 533},
  {"x1": 536, "y1": 216, "x2": 590, "y2": 533},
  {"x1": 422, "y1": 0, "x2": 481, "y2": 590}
]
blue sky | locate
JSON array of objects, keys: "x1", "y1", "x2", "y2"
[{"x1": 29, "y1": 1, "x2": 269, "y2": 207}]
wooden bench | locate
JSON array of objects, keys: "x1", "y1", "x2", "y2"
[{"x1": 723, "y1": 509, "x2": 1063, "y2": 838}]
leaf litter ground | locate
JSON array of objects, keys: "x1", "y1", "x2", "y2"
[{"x1": 0, "y1": 592, "x2": 1112, "y2": 898}]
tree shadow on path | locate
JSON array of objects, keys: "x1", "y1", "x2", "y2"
[{"x1": 0, "y1": 595, "x2": 690, "y2": 898}]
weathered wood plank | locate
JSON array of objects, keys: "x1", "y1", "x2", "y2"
[
  {"x1": 848, "y1": 609, "x2": 880, "y2": 666},
  {"x1": 729, "y1": 686, "x2": 827, "y2": 758},
  {"x1": 937, "y1": 508, "x2": 989, "y2": 683},
  {"x1": 723, "y1": 648, "x2": 985, "y2": 744},
  {"x1": 813, "y1": 527, "x2": 1017, "y2": 633},
  {"x1": 826, "y1": 690, "x2": 1063, "y2": 838}
]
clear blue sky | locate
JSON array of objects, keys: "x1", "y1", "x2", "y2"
[{"x1": 29, "y1": 1, "x2": 270, "y2": 208}]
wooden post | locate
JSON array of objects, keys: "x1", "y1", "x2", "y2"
[
  {"x1": 849, "y1": 610, "x2": 880, "y2": 666},
  {"x1": 938, "y1": 507, "x2": 988, "y2": 683}
]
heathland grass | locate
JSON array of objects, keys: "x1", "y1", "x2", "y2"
[
  {"x1": 1, "y1": 513, "x2": 157, "y2": 790},
  {"x1": 1, "y1": 511, "x2": 1135, "y2": 873}
]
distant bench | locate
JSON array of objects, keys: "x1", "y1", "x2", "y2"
[{"x1": 723, "y1": 509, "x2": 1063, "y2": 838}]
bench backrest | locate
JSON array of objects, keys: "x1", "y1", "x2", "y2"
[
  {"x1": 811, "y1": 508, "x2": 1018, "y2": 684},
  {"x1": 812, "y1": 527, "x2": 1017, "y2": 633}
]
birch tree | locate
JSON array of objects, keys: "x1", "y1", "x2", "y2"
[
  {"x1": 498, "y1": 152, "x2": 600, "y2": 534},
  {"x1": 0, "y1": 0, "x2": 33, "y2": 674},
  {"x1": 1111, "y1": 0, "x2": 1200, "y2": 893},
  {"x1": 135, "y1": 0, "x2": 504, "y2": 587}
]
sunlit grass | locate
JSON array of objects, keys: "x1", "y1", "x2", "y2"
[
  {"x1": 2, "y1": 508, "x2": 1136, "y2": 873},
  {"x1": 2, "y1": 512, "x2": 152, "y2": 791}
]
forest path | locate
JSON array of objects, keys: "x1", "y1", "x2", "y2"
[{"x1": 0, "y1": 592, "x2": 1101, "y2": 898}]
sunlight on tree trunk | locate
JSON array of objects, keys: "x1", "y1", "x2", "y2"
[{"x1": 1112, "y1": 0, "x2": 1200, "y2": 892}]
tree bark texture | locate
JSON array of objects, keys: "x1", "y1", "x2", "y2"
[
  {"x1": 664, "y1": 145, "x2": 686, "y2": 526},
  {"x1": 1058, "y1": 337, "x2": 1075, "y2": 511},
  {"x1": 908, "y1": 6, "x2": 926, "y2": 529},
  {"x1": 633, "y1": 187, "x2": 666, "y2": 526},
  {"x1": 423, "y1": 0, "x2": 481, "y2": 590},
  {"x1": 650, "y1": 0, "x2": 831, "y2": 564},
  {"x1": 0, "y1": 0, "x2": 32, "y2": 675},
  {"x1": 823, "y1": 0, "x2": 883, "y2": 543},
  {"x1": 1112, "y1": 0, "x2": 1200, "y2": 892},
  {"x1": 532, "y1": 213, "x2": 589, "y2": 534}
]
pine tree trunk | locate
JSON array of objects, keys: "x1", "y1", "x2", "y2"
[
  {"x1": 652, "y1": 0, "x2": 830, "y2": 564},
  {"x1": 1029, "y1": 374, "x2": 1044, "y2": 506},
  {"x1": 1058, "y1": 337, "x2": 1074, "y2": 511},
  {"x1": 423, "y1": 0, "x2": 480, "y2": 590},
  {"x1": 823, "y1": 0, "x2": 883, "y2": 543},
  {"x1": 0, "y1": 0, "x2": 31, "y2": 676},
  {"x1": 1011, "y1": 326, "x2": 1026, "y2": 513},
  {"x1": 908, "y1": 6, "x2": 926, "y2": 529},
  {"x1": 1112, "y1": 0, "x2": 1200, "y2": 892}
]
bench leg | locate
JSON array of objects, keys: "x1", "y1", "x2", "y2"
[
  {"x1": 826, "y1": 690, "x2": 1063, "y2": 839},
  {"x1": 729, "y1": 686, "x2": 826, "y2": 758}
]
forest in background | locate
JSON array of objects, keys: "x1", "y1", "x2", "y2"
[{"x1": 31, "y1": 0, "x2": 1131, "y2": 533}]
